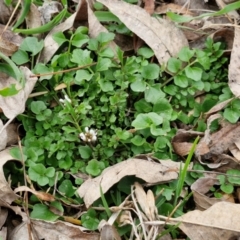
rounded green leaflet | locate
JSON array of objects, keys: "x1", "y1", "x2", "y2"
[
  {"x1": 137, "y1": 47, "x2": 154, "y2": 58},
  {"x1": 58, "y1": 179, "x2": 75, "y2": 197},
  {"x1": 178, "y1": 47, "x2": 195, "y2": 62},
  {"x1": 185, "y1": 66, "x2": 203, "y2": 81},
  {"x1": 142, "y1": 63, "x2": 160, "y2": 79},
  {"x1": 220, "y1": 183, "x2": 233, "y2": 194},
  {"x1": 167, "y1": 57, "x2": 182, "y2": 73},
  {"x1": 31, "y1": 204, "x2": 59, "y2": 221},
  {"x1": 86, "y1": 159, "x2": 102, "y2": 176},
  {"x1": 223, "y1": 108, "x2": 240, "y2": 123},
  {"x1": 174, "y1": 74, "x2": 188, "y2": 88},
  {"x1": 132, "y1": 112, "x2": 163, "y2": 129}
]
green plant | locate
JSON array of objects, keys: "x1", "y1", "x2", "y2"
[
  {"x1": 6, "y1": 20, "x2": 232, "y2": 239},
  {"x1": 214, "y1": 170, "x2": 240, "y2": 197}
]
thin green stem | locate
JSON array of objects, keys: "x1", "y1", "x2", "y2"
[{"x1": 161, "y1": 59, "x2": 198, "y2": 87}]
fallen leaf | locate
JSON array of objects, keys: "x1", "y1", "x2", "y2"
[
  {"x1": 195, "y1": 116, "x2": 240, "y2": 168},
  {"x1": 211, "y1": 28, "x2": 234, "y2": 53},
  {"x1": 0, "y1": 149, "x2": 26, "y2": 219},
  {"x1": 87, "y1": 5, "x2": 117, "y2": 54},
  {"x1": 97, "y1": 0, "x2": 188, "y2": 65},
  {"x1": 191, "y1": 177, "x2": 224, "y2": 210},
  {"x1": 0, "y1": 149, "x2": 19, "y2": 204},
  {"x1": 38, "y1": 12, "x2": 77, "y2": 63},
  {"x1": 0, "y1": 120, "x2": 7, "y2": 151},
  {"x1": 38, "y1": 1, "x2": 62, "y2": 24},
  {"x1": 99, "y1": 220, "x2": 121, "y2": 240},
  {"x1": 134, "y1": 182, "x2": 149, "y2": 219},
  {"x1": 204, "y1": 98, "x2": 234, "y2": 116},
  {"x1": 0, "y1": 208, "x2": 8, "y2": 228},
  {"x1": 26, "y1": 3, "x2": 42, "y2": 30},
  {"x1": 0, "y1": 1, "x2": 12, "y2": 25},
  {"x1": 175, "y1": 202, "x2": 240, "y2": 240},
  {"x1": 0, "y1": 67, "x2": 37, "y2": 120},
  {"x1": 229, "y1": 27, "x2": 240, "y2": 97},
  {"x1": 0, "y1": 227, "x2": 7, "y2": 240},
  {"x1": 143, "y1": 0, "x2": 155, "y2": 15},
  {"x1": 146, "y1": 189, "x2": 156, "y2": 221},
  {"x1": 10, "y1": 220, "x2": 100, "y2": 240},
  {"x1": 6, "y1": 123, "x2": 18, "y2": 146},
  {"x1": 229, "y1": 139, "x2": 240, "y2": 162},
  {"x1": 78, "y1": 158, "x2": 189, "y2": 207},
  {"x1": 0, "y1": 24, "x2": 23, "y2": 56},
  {"x1": 14, "y1": 186, "x2": 55, "y2": 202},
  {"x1": 172, "y1": 129, "x2": 204, "y2": 156}
]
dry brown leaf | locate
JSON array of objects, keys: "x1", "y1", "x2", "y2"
[
  {"x1": 0, "y1": 120, "x2": 7, "y2": 151},
  {"x1": 26, "y1": 3, "x2": 42, "y2": 30},
  {"x1": 0, "y1": 149, "x2": 19, "y2": 204},
  {"x1": 134, "y1": 182, "x2": 148, "y2": 218},
  {"x1": 0, "y1": 149, "x2": 26, "y2": 219},
  {"x1": 0, "y1": 24, "x2": 23, "y2": 56},
  {"x1": 205, "y1": 122, "x2": 240, "y2": 155},
  {"x1": 229, "y1": 141, "x2": 240, "y2": 162},
  {"x1": 196, "y1": 118, "x2": 240, "y2": 166},
  {"x1": 78, "y1": 158, "x2": 188, "y2": 207},
  {"x1": 6, "y1": 123, "x2": 18, "y2": 146},
  {"x1": 211, "y1": 28, "x2": 234, "y2": 53},
  {"x1": 0, "y1": 208, "x2": 8, "y2": 228},
  {"x1": 204, "y1": 98, "x2": 234, "y2": 116},
  {"x1": 146, "y1": 189, "x2": 156, "y2": 221},
  {"x1": 38, "y1": 12, "x2": 77, "y2": 63},
  {"x1": 99, "y1": 220, "x2": 121, "y2": 240},
  {"x1": 14, "y1": 186, "x2": 55, "y2": 202},
  {"x1": 97, "y1": 0, "x2": 188, "y2": 65},
  {"x1": 191, "y1": 177, "x2": 224, "y2": 210},
  {"x1": 175, "y1": 202, "x2": 240, "y2": 240},
  {"x1": 75, "y1": 0, "x2": 88, "y2": 22},
  {"x1": 0, "y1": 67, "x2": 37, "y2": 122},
  {"x1": 143, "y1": 0, "x2": 155, "y2": 15},
  {"x1": 38, "y1": 1, "x2": 62, "y2": 24},
  {"x1": 0, "y1": 1, "x2": 12, "y2": 25},
  {"x1": 10, "y1": 220, "x2": 100, "y2": 240},
  {"x1": 87, "y1": 5, "x2": 117, "y2": 54},
  {"x1": 229, "y1": 27, "x2": 240, "y2": 97},
  {"x1": 172, "y1": 129, "x2": 203, "y2": 156},
  {"x1": 0, "y1": 227, "x2": 7, "y2": 240}
]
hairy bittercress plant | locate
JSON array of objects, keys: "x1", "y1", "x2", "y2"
[{"x1": 6, "y1": 26, "x2": 232, "y2": 232}]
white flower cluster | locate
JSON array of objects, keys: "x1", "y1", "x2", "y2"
[
  {"x1": 79, "y1": 127, "x2": 97, "y2": 142},
  {"x1": 59, "y1": 95, "x2": 71, "y2": 104}
]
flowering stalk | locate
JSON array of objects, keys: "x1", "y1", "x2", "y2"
[{"x1": 59, "y1": 94, "x2": 81, "y2": 132}]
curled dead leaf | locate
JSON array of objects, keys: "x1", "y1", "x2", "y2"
[
  {"x1": 14, "y1": 186, "x2": 55, "y2": 202},
  {"x1": 0, "y1": 24, "x2": 23, "y2": 56},
  {"x1": 229, "y1": 27, "x2": 240, "y2": 98},
  {"x1": 98, "y1": 0, "x2": 188, "y2": 65},
  {"x1": 175, "y1": 202, "x2": 240, "y2": 240},
  {"x1": 78, "y1": 158, "x2": 189, "y2": 208}
]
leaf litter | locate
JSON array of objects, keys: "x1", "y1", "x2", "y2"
[{"x1": 1, "y1": 0, "x2": 240, "y2": 239}]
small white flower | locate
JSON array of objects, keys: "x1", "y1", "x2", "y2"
[
  {"x1": 79, "y1": 127, "x2": 97, "y2": 142},
  {"x1": 92, "y1": 135, "x2": 97, "y2": 142},
  {"x1": 79, "y1": 133, "x2": 86, "y2": 141},
  {"x1": 59, "y1": 94, "x2": 71, "y2": 105},
  {"x1": 64, "y1": 94, "x2": 71, "y2": 103}
]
